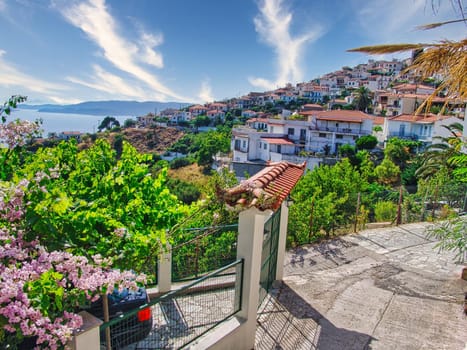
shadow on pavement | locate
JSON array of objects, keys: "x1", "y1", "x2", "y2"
[
  {"x1": 289, "y1": 238, "x2": 358, "y2": 270},
  {"x1": 256, "y1": 282, "x2": 374, "y2": 350}
]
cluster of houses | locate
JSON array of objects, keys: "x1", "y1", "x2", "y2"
[
  {"x1": 230, "y1": 104, "x2": 463, "y2": 175},
  {"x1": 50, "y1": 57, "x2": 465, "y2": 176},
  {"x1": 133, "y1": 57, "x2": 465, "y2": 175}
]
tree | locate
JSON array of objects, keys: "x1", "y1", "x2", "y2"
[
  {"x1": 17, "y1": 139, "x2": 190, "y2": 276},
  {"x1": 384, "y1": 137, "x2": 420, "y2": 169},
  {"x1": 416, "y1": 122, "x2": 463, "y2": 179},
  {"x1": 193, "y1": 115, "x2": 210, "y2": 128},
  {"x1": 193, "y1": 129, "x2": 231, "y2": 167},
  {"x1": 352, "y1": 86, "x2": 372, "y2": 112},
  {"x1": 98, "y1": 116, "x2": 120, "y2": 132},
  {"x1": 427, "y1": 215, "x2": 467, "y2": 262},
  {"x1": 167, "y1": 178, "x2": 201, "y2": 205},
  {"x1": 374, "y1": 157, "x2": 401, "y2": 185},
  {"x1": 123, "y1": 118, "x2": 136, "y2": 128},
  {"x1": 289, "y1": 159, "x2": 368, "y2": 244},
  {"x1": 338, "y1": 144, "x2": 356, "y2": 158},
  {"x1": 356, "y1": 135, "x2": 378, "y2": 150}
]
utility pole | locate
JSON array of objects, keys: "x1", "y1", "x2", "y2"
[
  {"x1": 354, "y1": 192, "x2": 361, "y2": 233},
  {"x1": 308, "y1": 197, "x2": 315, "y2": 243},
  {"x1": 396, "y1": 186, "x2": 403, "y2": 225}
]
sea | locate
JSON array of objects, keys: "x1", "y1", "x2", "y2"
[{"x1": 9, "y1": 109, "x2": 135, "y2": 137}]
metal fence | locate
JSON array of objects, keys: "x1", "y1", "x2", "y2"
[
  {"x1": 100, "y1": 258, "x2": 244, "y2": 350},
  {"x1": 259, "y1": 209, "x2": 281, "y2": 306},
  {"x1": 171, "y1": 224, "x2": 238, "y2": 282}
]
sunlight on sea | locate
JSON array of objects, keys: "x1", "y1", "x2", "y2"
[{"x1": 10, "y1": 109, "x2": 134, "y2": 137}]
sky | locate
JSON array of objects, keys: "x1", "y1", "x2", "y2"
[{"x1": 0, "y1": 0, "x2": 465, "y2": 105}]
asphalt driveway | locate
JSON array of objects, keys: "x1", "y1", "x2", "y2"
[{"x1": 256, "y1": 222, "x2": 467, "y2": 350}]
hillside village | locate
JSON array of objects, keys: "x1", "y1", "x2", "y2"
[
  {"x1": 3, "y1": 49, "x2": 467, "y2": 350},
  {"x1": 128, "y1": 55, "x2": 465, "y2": 175}
]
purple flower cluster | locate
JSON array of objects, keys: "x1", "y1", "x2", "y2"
[
  {"x1": 0, "y1": 180, "x2": 145, "y2": 349},
  {"x1": 0, "y1": 119, "x2": 40, "y2": 148}
]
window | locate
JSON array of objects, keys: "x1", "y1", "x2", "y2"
[
  {"x1": 264, "y1": 143, "x2": 267, "y2": 150},
  {"x1": 319, "y1": 133, "x2": 326, "y2": 138},
  {"x1": 288, "y1": 128, "x2": 294, "y2": 136},
  {"x1": 277, "y1": 145, "x2": 281, "y2": 153},
  {"x1": 336, "y1": 134, "x2": 343, "y2": 139},
  {"x1": 242, "y1": 140, "x2": 246, "y2": 147}
]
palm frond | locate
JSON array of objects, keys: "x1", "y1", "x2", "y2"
[
  {"x1": 415, "y1": 18, "x2": 466, "y2": 30},
  {"x1": 347, "y1": 43, "x2": 428, "y2": 54},
  {"x1": 349, "y1": 39, "x2": 467, "y2": 115}
]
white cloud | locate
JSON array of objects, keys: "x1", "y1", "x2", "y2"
[
  {"x1": 66, "y1": 64, "x2": 157, "y2": 100},
  {"x1": 353, "y1": 0, "x2": 466, "y2": 43},
  {"x1": 0, "y1": 0, "x2": 6, "y2": 12},
  {"x1": 249, "y1": 0, "x2": 323, "y2": 90},
  {"x1": 48, "y1": 96, "x2": 82, "y2": 104},
  {"x1": 55, "y1": 0, "x2": 187, "y2": 101},
  {"x1": 198, "y1": 79, "x2": 214, "y2": 103},
  {"x1": 0, "y1": 50, "x2": 68, "y2": 96},
  {"x1": 138, "y1": 32, "x2": 164, "y2": 68}
]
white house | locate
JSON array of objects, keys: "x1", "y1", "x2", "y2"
[
  {"x1": 231, "y1": 110, "x2": 374, "y2": 170},
  {"x1": 137, "y1": 114, "x2": 155, "y2": 127},
  {"x1": 242, "y1": 110, "x2": 258, "y2": 118},
  {"x1": 207, "y1": 109, "x2": 226, "y2": 120},
  {"x1": 382, "y1": 113, "x2": 460, "y2": 147},
  {"x1": 303, "y1": 110, "x2": 374, "y2": 153},
  {"x1": 58, "y1": 131, "x2": 82, "y2": 141},
  {"x1": 189, "y1": 105, "x2": 208, "y2": 116},
  {"x1": 169, "y1": 111, "x2": 192, "y2": 124}
]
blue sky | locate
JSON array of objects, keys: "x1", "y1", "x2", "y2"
[{"x1": 0, "y1": 0, "x2": 464, "y2": 104}]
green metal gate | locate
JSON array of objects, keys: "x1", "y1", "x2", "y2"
[{"x1": 259, "y1": 208, "x2": 281, "y2": 305}]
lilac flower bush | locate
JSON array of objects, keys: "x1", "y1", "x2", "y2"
[
  {"x1": 0, "y1": 97, "x2": 145, "y2": 349},
  {"x1": 0, "y1": 175, "x2": 144, "y2": 349}
]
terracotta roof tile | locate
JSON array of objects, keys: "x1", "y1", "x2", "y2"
[
  {"x1": 220, "y1": 161, "x2": 306, "y2": 211},
  {"x1": 261, "y1": 138, "x2": 295, "y2": 145},
  {"x1": 389, "y1": 113, "x2": 447, "y2": 123},
  {"x1": 372, "y1": 116, "x2": 385, "y2": 125}
]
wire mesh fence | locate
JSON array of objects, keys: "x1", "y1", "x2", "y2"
[
  {"x1": 289, "y1": 182, "x2": 467, "y2": 247},
  {"x1": 100, "y1": 259, "x2": 244, "y2": 350},
  {"x1": 171, "y1": 224, "x2": 238, "y2": 282}
]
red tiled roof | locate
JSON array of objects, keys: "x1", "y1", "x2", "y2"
[
  {"x1": 189, "y1": 105, "x2": 208, "y2": 110},
  {"x1": 261, "y1": 138, "x2": 295, "y2": 145},
  {"x1": 372, "y1": 116, "x2": 385, "y2": 125},
  {"x1": 389, "y1": 113, "x2": 450, "y2": 123},
  {"x1": 302, "y1": 104, "x2": 324, "y2": 110},
  {"x1": 221, "y1": 161, "x2": 306, "y2": 211},
  {"x1": 313, "y1": 110, "x2": 373, "y2": 123}
]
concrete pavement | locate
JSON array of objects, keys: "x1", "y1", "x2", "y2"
[{"x1": 256, "y1": 222, "x2": 467, "y2": 349}]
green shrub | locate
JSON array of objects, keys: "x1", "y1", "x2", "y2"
[
  {"x1": 170, "y1": 157, "x2": 193, "y2": 169},
  {"x1": 167, "y1": 178, "x2": 201, "y2": 204},
  {"x1": 374, "y1": 201, "x2": 397, "y2": 222}
]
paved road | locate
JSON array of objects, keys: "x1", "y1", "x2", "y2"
[{"x1": 256, "y1": 222, "x2": 467, "y2": 350}]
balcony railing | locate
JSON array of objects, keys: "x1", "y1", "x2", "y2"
[
  {"x1": 234, "y1": 146, "x2": 247, "y2": 152},
  {"x1": 310, "y1": 126, "x2": 371, "y2": 135},
  {"x1": 388, "y1": 132, "x2": 419, "y2": 140}
]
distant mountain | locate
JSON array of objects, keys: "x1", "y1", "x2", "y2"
[{"x1": 20, "y1": 100, "x2": 191, "y2": 116}]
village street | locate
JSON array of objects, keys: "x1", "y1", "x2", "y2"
[{"x1": 256, "y1": 222, "x2": 467, "y2": 350}]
